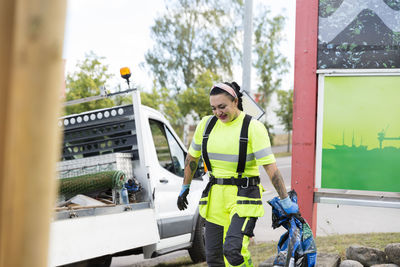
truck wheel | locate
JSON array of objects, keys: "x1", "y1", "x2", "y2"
[
  {"x1": 86, "y1": 255, "x2": 112, "y2": 267},
  {"x1": 188, "y1": 216, "x2": 206, "y2": 263},
  {"x1": 61, "y1": 255, "x2": 111, "y2": 267}
]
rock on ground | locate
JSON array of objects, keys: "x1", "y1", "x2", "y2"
[
  {"x1": 346, "y1": 245, "x2": 387, "y2": 266},
  {"x1": 385, "y1": 243, "x2": 400, "y2": 266},
  {"x1": 317, "y1": 253, "x2": 341, "y2": 267},
  {"x1": 340, "y1": 260, "x2": 363, "y2": 267}
]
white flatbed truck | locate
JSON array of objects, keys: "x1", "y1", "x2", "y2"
[{"x1": 49, "y1": 74, "x2": 207, "y2": 266}]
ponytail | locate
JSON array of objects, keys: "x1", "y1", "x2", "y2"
[{"x1": 224, "y1": 81, "x2": 243, "y2": 111}]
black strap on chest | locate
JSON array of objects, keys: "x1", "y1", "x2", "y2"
[
  {"x1": 202, "y1": 116, "x2": 218, "y2": 172},
  {"x1": 201, "y1": 114, "x2": 252, "y2": 176},
  {"x1": 237, "y1": 114, "x2": 252, "y2": 176}
]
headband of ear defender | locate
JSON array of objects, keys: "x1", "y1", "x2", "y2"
[{"x1": 212, "y1": 83, "x2": 238, "y2": 98}]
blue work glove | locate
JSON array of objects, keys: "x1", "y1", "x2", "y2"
[
  {"x1": 177, "y1": 184, "x2": 190, "y2": 210},
  {"x1": 279, "y1": 196, "x2": 299, "y2": 215}
]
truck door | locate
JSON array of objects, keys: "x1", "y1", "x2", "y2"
[{"x1": 149, "y1": 119, "x2": 194, "y2": 239}]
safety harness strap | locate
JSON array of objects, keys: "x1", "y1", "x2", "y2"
[
  {"x1": 236, "y1": 114, "x2": 252, "y2": 176},
  {"x1": 202, "y1": 116, "x2": 218, "y2": 172},
  {"x1": 209, "y1": 176, "x2": 260, "y2": 187},
  {"x1": 202, "y1": 114, "x2": 252, "y2": 176}
]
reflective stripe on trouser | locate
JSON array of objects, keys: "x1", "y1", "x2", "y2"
[
  {"x1": 205, "y1": 215, "x2": 255, "y2": 267},
  {"x1": 200, "y1": 184, "x2": 262, "y2": 266},
  {"x1": 199, "y1": 183, "x2": 264, "y2": 220}
]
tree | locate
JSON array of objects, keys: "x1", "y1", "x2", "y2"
[
  {"x1": 275, "y1": 89, "x2": 293, "y2": 152},
  {"x1": 253, "y1": 8, "x2": 290, "y2": 140},
  {"x1": 141, "y1": 84, "x2": 184, "y2": 137},
  {"x1": 144, "y1": 0, "x2": 243, "y2": 93},
  {"x1": 113, "y1": 94, "x2": 132, "y2": 106},
  {"x1": 140, "y1": 85, "x2": 161, "y2": 110},
  {"x1": 65, "y1": 52, "x2": 114, "y2": 115},
  {"x1": 112, "y1": 84, "x2": 133, "y2": 106},
  {"x1": 178, "y1": 70, "x2": 220, "y2": 121}
]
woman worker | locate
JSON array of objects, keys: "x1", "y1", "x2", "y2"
[{"x1": 177, "y1": 82, "x2": 298, "y2": 267}]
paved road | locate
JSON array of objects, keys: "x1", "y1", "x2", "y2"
[
  {"x1": 112, "y1": 156, "x2": 400, "y2": 266},
  {"x1": 254, "y1": 156, "x2": 292, "y2": 242},
  {"x1": 271, "y1": 145, "x2": 291, "y2": 154}
]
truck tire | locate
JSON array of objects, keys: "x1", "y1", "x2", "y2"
[
  {"x1": 188, "y1": 216, "x2": 206, "y2": 263},
  {"x1": 61, "y1": 255, "x2": 111, "y2": 267},
  {"x1": 86, "y1": 255, "x2": 112, "y2": 267}
]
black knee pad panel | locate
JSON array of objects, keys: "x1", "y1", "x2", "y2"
[{"x1": 223, "y1": 239, "x2": 245, "y2": 266}]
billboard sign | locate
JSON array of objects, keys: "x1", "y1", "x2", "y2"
[{"x1": 316, "y1": 71, "x2": 400, "y2": 193}]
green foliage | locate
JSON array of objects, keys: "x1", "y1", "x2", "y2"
[
  {"x1": 65, "y1": 52, "x2": 114, "y2": 115},
  {"x1": 253, "y1": 8, "x2": 290, "y2": 145},
  {"x1": 253, "y1": 9, "x2": 289, "y2": 118},
  {"x1": 275, "y1": 89, "x2": 293, "y2": 132},
  {"x1": 144, "y1": 0, "x2": 243, "y2": 93},
  {"x1": 140, "y1": 85, "x2": 161, "y2": 110},
  {"x1": 112, "y1": 94, "x2": 132, "y2": 106},
  {"x1": 159, "y1": 88, "x2": 183, "y2": 129},
  {"x1": 275, "y1": 89, "x2": 293, "y2": 152},
  {"x1": 112, "y1": 84, "x2": 133, "y2": 106},
  {"x1": 141, "y1": 84, "x2": 184, "y2": 137},
  {"x1": 178, "y1": 70, "x2": 220, "y2": 120},
  {"x1": 264, "y1": 122, "x2": 276, "y2": 146}
]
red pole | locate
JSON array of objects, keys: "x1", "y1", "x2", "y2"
[{"x1": 292, "y1": 0, "x2": 319, "y2": 235}]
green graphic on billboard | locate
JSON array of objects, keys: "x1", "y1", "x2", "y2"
[{"x1": 321, "y1": 75, "x2": 400, "y2": 192}]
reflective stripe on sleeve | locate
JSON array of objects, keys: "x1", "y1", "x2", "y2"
[
  {"x1": 191, "y1": 140, "x2": 201, "y2": 151},
  {"x1": 253, "y1": 147, "x2": 273, "y2": 159}
]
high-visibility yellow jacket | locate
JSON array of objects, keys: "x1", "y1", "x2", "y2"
[{"x1": 189, "y1": 112, "x2": 276, "y2": 222}]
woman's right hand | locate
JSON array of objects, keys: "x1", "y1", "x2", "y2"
[
  {"x1": 279, "y1": 196, "x2": 299, "y2": 214},
  {"x1": 177, "y1": 184, "x2": 190, "y2": 210}
]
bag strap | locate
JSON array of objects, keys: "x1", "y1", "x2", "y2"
[
  {"x1": 236, "y1": 114, "x2": 252, "y2": 176},
  {"x1": 202, "y1": 116, "x2": 218, "y2": 173}
]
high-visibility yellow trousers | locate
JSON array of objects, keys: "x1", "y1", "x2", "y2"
[{"x1": 203, "y1": 184, "x2": 259, "y2": 267}]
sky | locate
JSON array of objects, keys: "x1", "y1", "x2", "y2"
[{"x1": 63, "y1": 0, "x2": 296, "y2": 129}]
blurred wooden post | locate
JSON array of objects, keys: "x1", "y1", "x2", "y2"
[
  {"x1": 0, "y1": 0, "x2": 15, "y2": 207},
  {"x1": 0, "y1": 0, "x2": 66, "y2": 266},
  {"x1": 292, "y1": 0, "x2": 319, "y2": 235}
]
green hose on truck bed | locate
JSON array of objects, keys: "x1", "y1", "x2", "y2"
[{"x1": 59, "y1": 171, "x2": 126, "y2": 200}]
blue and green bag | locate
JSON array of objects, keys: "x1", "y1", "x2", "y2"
[{"x1": 268, "y1": 190, "x2": 317, "y2": 267}]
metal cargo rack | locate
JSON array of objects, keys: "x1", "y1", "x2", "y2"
[
  {"x1": 59, "y1": 105, "x2": 138, "y2": 161},
  {"x1": 58, "y1": 153, "x2": 134, "y2": 180}
]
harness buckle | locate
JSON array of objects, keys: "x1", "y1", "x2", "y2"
[
  {"x1": 239, "y1": 137, "x2": 248, "y2": 143},
  {"x1": 241, "y1": 177, "x2": 249, "y2": 188}
]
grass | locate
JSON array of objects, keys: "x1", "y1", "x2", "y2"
[
  {"x1": 150, "y1": 233, "x2": 400, "y2": 267},
  {"x1": 272, "y1": 134, "x2": 291, "y2": 147},
  {"x1": 314, "y1": 232, "x2": 400, "y2": 259},
  {"x1": 274, "y1": 151, "x2": 292, "y2": 158}
]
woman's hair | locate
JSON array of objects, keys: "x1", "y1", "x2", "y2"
[{"x1": 210, "y1": 81, "x2": 243, "y2": 111}]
